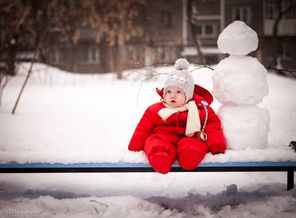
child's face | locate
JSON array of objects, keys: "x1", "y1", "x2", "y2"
[{"x1": 164, "y1": 86, "x2": 186, "y2": 108}]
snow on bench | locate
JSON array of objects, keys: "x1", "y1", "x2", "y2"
[{"x1": 0, "y1": 161, "x2": 295, "y2": 191}]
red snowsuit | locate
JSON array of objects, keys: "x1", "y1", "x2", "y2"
[{"x1": 128, "y1": 85, "x2": 226, "y2": 174}]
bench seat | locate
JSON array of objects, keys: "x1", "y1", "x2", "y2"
[{"x1": 0, "y1": 161, "x2": 295, "y2": 190}]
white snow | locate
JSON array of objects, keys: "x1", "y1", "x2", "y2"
[
  {"x1": 212, "y1": 56, "x2": 268, "y2": 105},
  {"x1": 0, "y1": 192, "x2": 296, "y2": 218},
  {"x1": 218, "y1": 105, "x2": 270, "y2": 150},
  {"x1": 0, "y1": 63, "x2": 294, "y2": 163},
  {"x1": 217, "y1": 20, "x2": 258, "y2": 55},
  {"x1": 0, "y1": 62, "x2": 295, "y2": 217},
  {"x1": 213, "y1": 20, "x2": 271, "y2": 150}
]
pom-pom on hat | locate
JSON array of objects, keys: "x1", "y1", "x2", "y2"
[{"x1": 163, "y1": 58, "x2": 195, "y2": 102}]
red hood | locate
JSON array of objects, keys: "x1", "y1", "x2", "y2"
[{"x1": 156, "y1": 84, "x2": 214, "y2": 105}]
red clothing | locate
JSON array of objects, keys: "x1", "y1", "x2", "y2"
[{"x1": 128, "y1": 85, "x2": 226, "y2": 173}]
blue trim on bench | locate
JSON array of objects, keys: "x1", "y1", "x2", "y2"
[{"x1": 0, "y1": 161, "x2": 295, "y2": 169}]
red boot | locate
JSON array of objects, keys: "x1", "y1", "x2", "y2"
[
  {"x1": 144, "y1": 134, "x2": 177, "y2": 174},
  {"x1": 149, "y1": 151, "x2": 171, "y2": 174},
  {"x1": 177, "y1": 137, "x2": 207, "y2": 170}
]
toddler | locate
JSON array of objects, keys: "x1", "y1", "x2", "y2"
[{"x1": 128, "y1": 58, "x2": 226, "y2": 174}]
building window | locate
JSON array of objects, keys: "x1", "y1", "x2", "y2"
[
  {"x1": 205, "y1": 24, "x2": 214, "y2": 35},
  {"x1": 50, "y1": 48, "x2": 64, "y2": 64},
  {"x1": 164, "y1": 47, "x2": 176, "y2": 63},
  {"x1": 127, "y1": 46, "x2": 138, "y2": 62},
  {"x1": 194, "y1": 23, "x2": 217, "y2": 37},
  {"x1": 157, "y1": 47, "x2": 165, "y2": 62},
  {"x1": 283, "y1": 0, "x2": 296, "y2": 19},
  {"x1": 264, "y1": 0, "x2": 296, "y2": 19},
  {"x1": 89, "y1": 47, "x2": 100, "y2": 63},
  {"x1": 232, "y1": 7, "x2": 251, "y2": 24},
  {"x1": 161, "y1": 11, "x2": 172, "y2": 28},
  {"x1": 81, "y1": 47, "x2": 100, "y2": 64},
  {"x1": 263, "y1": 0, "x2": 296, "y2": 35},
  {"x1": 156, "y1": 47, "x2": 174, "y2": 63},
  {"x1": 264, "y1": 0, "x2": 276, "y2": 19},
  {"x1": 282, "y1": 43, "x2": 292, "y2": 60},
  {"x1": 195, "y1": 25, "x2": 202, "y2": 35}
]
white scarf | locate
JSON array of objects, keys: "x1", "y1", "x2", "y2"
[{"x1": 158, "y1": 100, "x2": 201, "y2": 137}]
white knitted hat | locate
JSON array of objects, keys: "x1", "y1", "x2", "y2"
[{"x1": 163, "y1": 58, "x2": 195, "y2": 102}]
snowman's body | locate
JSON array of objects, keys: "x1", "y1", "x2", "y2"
[{"x1": 212, "y1": 21, "x2": 269, "y2": 150}]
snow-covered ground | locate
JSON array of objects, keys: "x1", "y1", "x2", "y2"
[
  {"x1": 0, "y1": 63, "x2": 295, "y2": 164},
  {"x1": 0, "y1": 63, "x2": 295, "y2": 217}
]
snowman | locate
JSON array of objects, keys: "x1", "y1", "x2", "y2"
[{"x1": 212, "y1": 21, "x2": 270, "y2": 150}]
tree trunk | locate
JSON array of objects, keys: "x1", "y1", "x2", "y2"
[
  {"x1": 0, "y1": 73, "x2": 10, "y2": 107},
  {"x1": 191, "y1": 28, "x2": 204, "y2": 64},
  {"x1": 110, "y1": 45, "x2": 122, "y2": 79},
  {"x1": 7, "y1": 37, "x2": 18, "y2": 76},
  {"x1": 187, "y1": 0, "x2": 204, "y2": 65},
  {"x1": 11, "y1": 26, "x2": 48, "y2": 114},
  {"x1": 11, "y1": 49, "x2": 37, "y2": 114},
  {"x1": 72, "y1": 45, "x2": 78, "y2": 73}
]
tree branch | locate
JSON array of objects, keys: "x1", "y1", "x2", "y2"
[{"x1": 267, "y1": 66, "x2": 296, "y2": 78}]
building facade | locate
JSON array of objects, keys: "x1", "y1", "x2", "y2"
[
  {"x1": 183, "y1": 0, "x2": 296, "y2": 69},
  {"x1": 46, "y1": 0, "x2": 296, "y2": 73}
]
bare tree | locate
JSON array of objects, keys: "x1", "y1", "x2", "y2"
[
  {"x1": 88, "y1": 0, "x2": 146, "y2": 79},
  {"x1": 0, "y1": 1, "x2": 32, "y2": 76},
  {"x1": 2, "y1": 0, "x2": 146, "y2": 113},
  {"x1": 11, "y1": 0, "x2": 58, "y2": 114},
  {"x1": 187, "y1": 0, "x2": 204, "y2": 64},
  {"x1": 268, "y1": 0, "x2": 296, "y2": 71},
  {"x1": 0, "y1": 68, "x2": 10, "y2": 107}
]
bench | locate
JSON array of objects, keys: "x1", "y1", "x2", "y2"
[{"x1": 0, "y1": 161, "x2": 295, "y2": 191}]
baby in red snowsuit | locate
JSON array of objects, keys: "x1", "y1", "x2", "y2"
[{"x1": 128, "y1": 58, "x2": 226, "y2": 174}]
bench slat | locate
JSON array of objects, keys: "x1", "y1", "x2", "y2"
[{"x1": 0, "y1": 161, "x2": 295, "y2": 172}]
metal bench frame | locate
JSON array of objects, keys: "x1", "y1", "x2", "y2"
[{"x1": 0, "y1": 161, "x2": 295, "y2": 191}]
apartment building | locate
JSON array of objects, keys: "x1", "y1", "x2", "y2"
[{"x1": 46, "y1": 0, "x2": 296, "y2": 73}]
